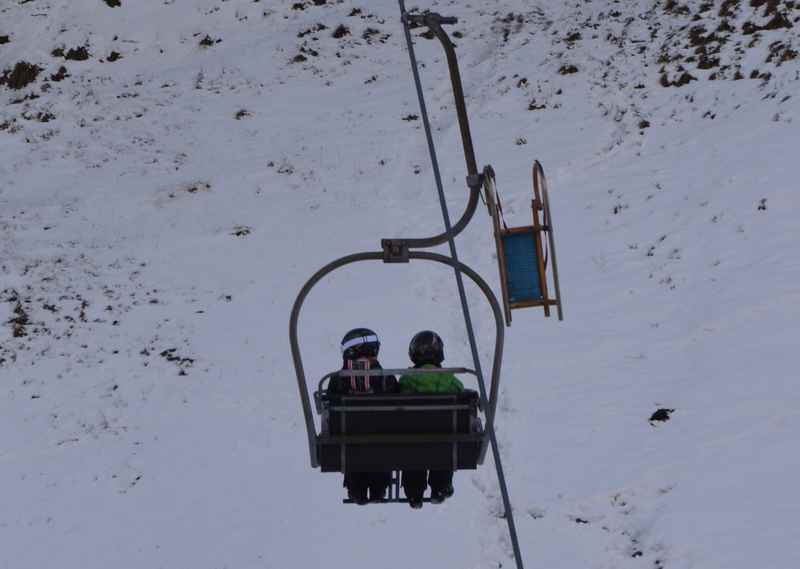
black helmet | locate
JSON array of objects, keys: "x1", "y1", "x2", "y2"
[
  {"x1": 341, "y1": 328, "x2": 380, "y2": 360},
  {"x1": 409, "y1": 330, "x2": 444, "y2": 366}
]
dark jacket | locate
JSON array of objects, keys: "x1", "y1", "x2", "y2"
[
  {"x1": 398, "y1": 363, "x2": 464, "y2": 393},
  {"x1": 327, "y1": 357, "x2": 398, "y2": 395}
]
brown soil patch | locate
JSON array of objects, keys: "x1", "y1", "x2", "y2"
[
  {"x1": 65, "y1": 46, "x2": 90, "y2": 61},
  {"x1": 0, "y1": 61, "x2": 42, "y2": 90},
  {"x1": 50, "y1": 66, "x2": 69, "y2": 82}
]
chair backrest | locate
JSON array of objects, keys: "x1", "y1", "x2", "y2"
[{"x1": 318, "y1": 390, "x2": 482, "y2": 473}]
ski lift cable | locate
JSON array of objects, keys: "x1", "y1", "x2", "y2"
[{"x1": 398, "y1": 2, "x2": 525, "y2": 568}]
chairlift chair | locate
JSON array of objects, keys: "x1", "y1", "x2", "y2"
[{"x1": 290, "y1": 253, "x2": 505, "y2": 504}]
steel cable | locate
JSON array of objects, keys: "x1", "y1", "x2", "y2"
[{"x1": 398, "y1": 3, "x2": 525, "y2": 568}]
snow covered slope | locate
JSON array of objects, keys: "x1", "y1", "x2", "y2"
[{"x1": 1, "y1": 1, "x2": 798, "y2": 568}]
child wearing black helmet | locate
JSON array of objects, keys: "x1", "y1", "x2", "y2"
[
  {"x1": 399, "y1": 330, "x2": 464, "y2": 508},
  {"x1": 327, "y1": 328, "x2": 397, "y2": 504}
]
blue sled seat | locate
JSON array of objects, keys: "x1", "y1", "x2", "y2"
[{"x1": 501, "y1": 229, "x2": 542, "y2": 304}]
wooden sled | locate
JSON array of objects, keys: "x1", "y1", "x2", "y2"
[{"x1": 483, "y1": 160, "x2": 564, "y2": 325}]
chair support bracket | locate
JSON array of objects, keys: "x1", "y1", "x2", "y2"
[{"x1": 381, "y1": 239, "x2": 410, "y2": 263}]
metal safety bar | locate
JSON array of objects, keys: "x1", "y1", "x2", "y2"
[
  {"x1": 317, "y1": 368, "x2": 474, "y2": 398},
  {"x1": 328, "y1": 405, "x2": 473, "y2": 412},
  {"x1": 316, "y1": 368, "x2": 482, "y2": 412},
  {"x1": 326, "y1": 366, "x2": 475, "y2": 377}
]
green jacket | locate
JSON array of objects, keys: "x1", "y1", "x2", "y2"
[{"x1": 399, "y1": 364, "x2": 464, "y2": 393}]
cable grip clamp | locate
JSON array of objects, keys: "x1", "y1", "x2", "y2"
[{"x1": 381, "y1": 239, "x2": 410, "y2": 263}]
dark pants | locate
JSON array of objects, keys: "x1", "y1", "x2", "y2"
[
  {"x1": 345, "y1": 471, "x2": 392, "y2": 501},
  {"x1": 402, "y1": 470, "x2": 454, "y2": 501}
]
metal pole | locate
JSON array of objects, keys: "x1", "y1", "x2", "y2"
[{"x1": 398, "y1": 3, "x2": 525, "y2": 568}]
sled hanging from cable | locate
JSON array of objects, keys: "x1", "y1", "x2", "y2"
[{"x1": 484, "y1": 160, "x2": 564, "y2": 324}]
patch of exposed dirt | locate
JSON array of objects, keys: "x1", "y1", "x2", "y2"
[
  {"x1": 199, "y1": 35, "x2": 221, "y2": 47},
  {"x1": 0, "y1": 61, "x2": 42, "y2": 90},
  {"x1": 53, "y1": 46, "x2": 91, "y2": 61},
  {"x1": 50, "y1": 66, "x2": 69, "y2": 82}
]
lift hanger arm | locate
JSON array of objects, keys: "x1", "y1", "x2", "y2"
[{"x1": 382, "y1": 8, "x2": 483, "y2": 257}]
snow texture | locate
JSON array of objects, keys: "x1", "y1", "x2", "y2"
[{"x1": 1, "y1": 1, "x2": 799, "y2": 568}]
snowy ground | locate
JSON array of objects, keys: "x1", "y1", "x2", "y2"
[{"x1": 2, "y1": 1, "x2": 799, "y2": 568}]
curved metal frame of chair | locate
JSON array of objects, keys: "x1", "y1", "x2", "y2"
[{"x1": 289, "y1": 251, "x2": 504, "y2": 469}]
